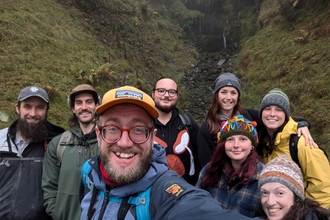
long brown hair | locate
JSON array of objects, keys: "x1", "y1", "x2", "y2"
[
  {"x1": 206, "y1": 90, "x2": 245, "y2": 135},
  {"x1": 282, "y1": 196, "x2": 330, "y2": 220},
  {"x1": 201, "y1": 141, "x2": 260, "y2": 190}
]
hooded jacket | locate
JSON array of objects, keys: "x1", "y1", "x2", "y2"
[
  {"x1": 154, "y1": 108, "x2": 200, "y2": 185},
  {"x1": 42, "y1": 125, "x2": 99, "y2": 220},
  {"x1": 80, "y1": 144, "x2": 259, "y2": 220},
  {"x1": 0, "y1": 120, "x2": 65, "y2": 220},
  {"x1": 260, "y1": 117, "x2": 330, "y2": 209}
]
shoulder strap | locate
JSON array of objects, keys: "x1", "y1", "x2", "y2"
[
  {"x1": 117, "y1": 197, "x2": 131, "y2": 220},
  {"x1": 81, "y1": 159, "x2": 93, "y2": 189},
  {"x1": 135, "y1": 186, "x2": 152, "y2": 220},
  {"x1": 289, "y1": 134, "x2": 301, "y2": 168},
  {"x1": 179, "y1": 113, "x2": 192, "y2": 135},
  {"x1": 56, "y1": 130, "x2": 72, "y2": 164}
]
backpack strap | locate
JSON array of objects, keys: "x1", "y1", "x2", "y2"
[
  {"x1": 117, "y1": 197, "x2": 131, "y2": 220},
  {"x1": 178, "y1": 113, "x2": 192, "y2": 135},
  {"x1": 289, "y1": 134, "x2": 301, "y2": 168},
  {"x1": 56, "y1": 131, "x2": 72, "y2": 164}
]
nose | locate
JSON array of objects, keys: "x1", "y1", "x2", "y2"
[
  {"x1": 29, "y1": 107, "x2": 37, "y2": 116},
  {"x1": 266, "y1": 193, "x2": 276, "y2": 206},
  {"x1": 233, "y1": 139, "x2": 239, "y2": 147},
  {"x1": 81, "y1": 102, "x2": 87, "y2": 109},
  {"x1": 116, "y1": 131, "x2": 134, "y2": 147}
]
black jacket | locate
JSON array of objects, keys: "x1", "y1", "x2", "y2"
[
  {"x1": 0, "y1": 120, "x2": 65, "y2": 220},
  {"x1": 154, "y1": 108, "x2": 200, "y2": 185}
]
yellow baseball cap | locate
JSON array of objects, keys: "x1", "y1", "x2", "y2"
[{"x1": 96, "y1": 86, "x2": 159, "y2": 119}]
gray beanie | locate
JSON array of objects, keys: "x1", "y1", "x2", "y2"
[
  {"x1": 213, "y1": 73, "x2": 241, "y2": 95},
  {"x1": 260, "y1": 88, "x2": 290, "y2": 118},
  {"x1": 258, "y1": 154, "x2": 305, "y2": 200}
]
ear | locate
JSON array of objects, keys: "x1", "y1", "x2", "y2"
[
  {"x1": 15, "y1": 104, "x2": 19, "y2": 114},
  {"x1": 95, "y1": 126, "x2": 102, "y2": 143}
]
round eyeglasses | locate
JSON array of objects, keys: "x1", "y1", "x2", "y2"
[
  {"x1": 153, "y1": 88, "x2": 178, "y2": 97},
  {"x1": 98, "y1": 125, "x2": 153, "y2": 144}
]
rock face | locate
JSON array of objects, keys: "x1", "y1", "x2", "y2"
[{"x1": 182, "y1": 51, "x2": 236, "y2": 125}]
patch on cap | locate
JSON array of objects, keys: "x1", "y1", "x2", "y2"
[
  {"x1": 115, "y1": 89, "x2": 143, "y2": 99},
  {"x1": 18, "y1": 86, "x2": 49, "y2": 103}
]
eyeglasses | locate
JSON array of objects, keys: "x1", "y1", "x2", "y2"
[
  {"x1": 98, "y1": 125, "x2": 153, "y2": 144},
  {"x1": 154, "y1": 88, "x2": 178, "y2": 97}
]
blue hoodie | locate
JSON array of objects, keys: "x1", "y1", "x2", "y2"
[{"x1": 80, "y1": 144, "x2": 259, "y2": 220}]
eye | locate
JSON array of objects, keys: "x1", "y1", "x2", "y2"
[
  {"x1": 260, "y1": 190, "x2": 269, "y2": 196},
  {"x1": 276, "y1": 107, "x2": 283, "y2": 112},
  {"x1": 131, "y1": 127, "x2": 146, "y2": 134},
  {"x1": 226, "y1": 137, "x2": 234, "y2": 142},
  {"x1": 240, "y1": 136, "x2": 248, "y2": 141},
  {"x1": 105, "y1": 126, "x2": 119, "y2": 133},
  {"x1": 168, "y1": 89, "x2": 177, "y2": 95},
  {"x1": 158, "y1": 88, "x2": 165, "y2": 93}
]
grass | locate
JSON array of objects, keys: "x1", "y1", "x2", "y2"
[
  {"x1": 0, "y1": 0, "x2": 200, "y2": 129},
  {"x1": 235, "y1": 1, "x2": 330, "y2": 153}
]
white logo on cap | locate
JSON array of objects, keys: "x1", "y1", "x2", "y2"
[
  {"x1": 29, "y1": 86, "x2": 39, "y2": 93},
  {"x1": 115, "y1": 90, "x2": 143, "y2": 100}
]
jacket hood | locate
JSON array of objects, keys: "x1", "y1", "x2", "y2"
[{"x1": 110, "y1": 143, "x2": 168, "y2": 197}]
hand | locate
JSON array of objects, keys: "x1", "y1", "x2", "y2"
[{"x1": 297, "y1": 126, "x2": 317, "y2": 149}]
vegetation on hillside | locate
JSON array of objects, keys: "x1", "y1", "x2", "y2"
[
  {"x1": 1, "y1": 0, "x2": 329, "y2": 154},
  {"x1": 234, "y1": 0, "x2": 330, "y2": 152},
  {"x1": 0, "y1": 0, "x2": 201, "y2": 129}
]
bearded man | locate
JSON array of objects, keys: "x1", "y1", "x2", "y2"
[
  {"x1": 79, "y1": 85, "x2": 256, "y2": 220},
  {"x1": 0, "y1": 86, "x2": 65, "y2": 220},
  {"x1": 42, "y1": 84, "x2": 101, "y2": 220},
  {"x1": 152, "y1": 77, "x2": 200, "y2": 185}
]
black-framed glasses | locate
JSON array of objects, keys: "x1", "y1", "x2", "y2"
[
  {"x1": 98, "y1": 125, "x2": 153, "y2": 144},
  {"x1": 153, "y1": 88, "x2": 178, "y2": 97}
]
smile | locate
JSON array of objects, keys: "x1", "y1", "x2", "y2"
[{"x1": 115, "y1": 152, "x2": 136, "y2": 159}]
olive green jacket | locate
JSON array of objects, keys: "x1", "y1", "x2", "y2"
[{"x1": 42, "y1": 125, "x2": 99, "y2": 220}]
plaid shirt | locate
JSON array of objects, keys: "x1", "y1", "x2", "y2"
[{"x1": 196, "y1": 161, "x2": 264, "y2": 218}]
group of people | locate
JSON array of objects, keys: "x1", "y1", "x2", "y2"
[{"x1": 0, "y1": 72, "x2": 329, "y2": 220}]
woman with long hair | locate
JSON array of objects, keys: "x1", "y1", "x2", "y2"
[
  {"x1": 196, "y1": 115, "x2": 265, "y2": 218},
  {"x1": 257, "y1": 88, "x2": 330, "y2": 209},
  {"x1": 198, "y1": 72, "x2": 314, "y2": 168},
  {"x1": 259, "y1": 154, "x2": 330, "y2": 220}
]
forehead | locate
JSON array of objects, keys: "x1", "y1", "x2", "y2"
[
  {"x1": 20, "y1": 97, "x2": 47, "y2": 106},
  {"x1": 99, "y1": 103, "x2": 153, "y2": 124},
  {"x1": 74, "y1": 93, "x2": 94, "y2": 101},
  {"x1": 156, "y1": 78, "x2": 177, "y2": 89},
  {"x1": 219, "y1": 86, "x2": 238, "y2": 92}
]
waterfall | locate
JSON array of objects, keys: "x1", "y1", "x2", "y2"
[{"x1": 223, "y1": 29, "x2": 227, "y2": 49}]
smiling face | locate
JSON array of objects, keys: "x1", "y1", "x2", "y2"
[
  {"x1": 152, "y1": 78, "x2": 178, "y2": 113},
  {"x1": 217, "y1": 86, "x2": 239, "y2": 115},
  {"x1": 225, "y1": 134, "x2": 253, "y2": 167},
  {"x1": 72, "y1": 93, "x2": 98, "y2": 125},
  {"x1": 260, "y1": 182, "x2": 295, "y2": 220},
  {"x1": 97, "y1": 103, "x2": 156, "y2": 183},
  {"x1": 261, "y1": 105, "x2": 286, "y2": 136}
]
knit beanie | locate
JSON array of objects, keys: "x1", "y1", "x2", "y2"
[
  {"x1": 259, "y1": 88, "x2": 290, "y2": 119},
  {"x1": 213, "y1": 73, "x2": 241, "y2": 95},
  {"x1": 218, "y1": 114, "x2": 258, "y2": 147},
  {"x1": 258, "y1": 154, "x2": 305, "y2": 200}
]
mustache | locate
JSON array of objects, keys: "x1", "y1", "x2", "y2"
[
  {"x1": 107, "y1": 145, "x2": 143, "y2": 154},
  {"x1": 78, "y1": 110, "x2": 92, "y2": 114},
  {"x1": 25, "y1": 115, "x2": 41, "y2": 120}
]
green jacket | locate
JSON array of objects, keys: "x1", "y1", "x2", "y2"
[{"x1": 42, "y1": 125, "x2": 99, "y2": 220}]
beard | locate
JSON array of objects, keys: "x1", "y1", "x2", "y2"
[
  {"x1": 16, "y1": 117, "x2": 48, "y2": 143},
  {"x1": 154, "y1": 98, "x2": 176, "y2": 113},
  {"x1": 100, "y1": 145, "x2": 152, "y2": 184}
]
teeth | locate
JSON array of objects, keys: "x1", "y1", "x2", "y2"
[
  {"x1": 269, "y1": 208, "x2": 280, "y2": 213},
  {"x1": 115, "y1": 152, "x2": 135, "y2": 159}
]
